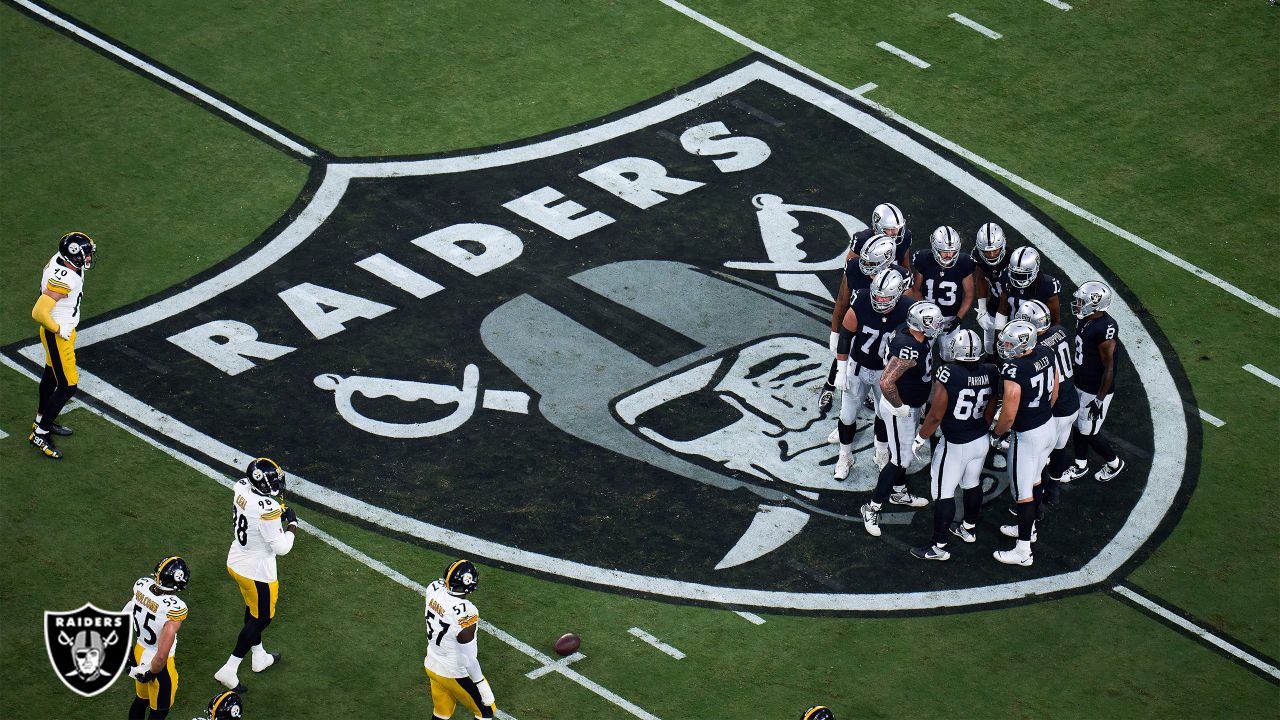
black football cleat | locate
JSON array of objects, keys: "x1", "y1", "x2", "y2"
[
  {"x1": 50, "y1": 423, "x2": 73, "y2": 436},
  {"x1": 818, "y1": 384, "x2": 835, "y2": 414},
  {"x1": 28, "y1": 430, "x2": 62, "y2": 459}
]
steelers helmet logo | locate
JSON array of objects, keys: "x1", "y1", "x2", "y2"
[
  {"x1": 173, "y1": 568, "x2": 186, "y2": 583},
  {"x1": 23, "y1": 58, "x2": 1192, "y2": 612},
  {"x1": 68, "y1": 242, "x2": 81, "y2": 254}
]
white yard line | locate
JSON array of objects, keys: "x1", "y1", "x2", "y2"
[
  {"x1": 1242, "y1": 364, "x2": 1280, "y2": 389},
  {"x1": 875, "y1": 41, "x2": 930, "y2": 69},
  {"x1": 1197, "y1": 409, "x2": 1225, "y2": 428},
  {"x1": 0, "y1": 356, "x2": 660, "y2": 720},
  {"x1": 948, "y1": 13, "x2": 1002, "y2": 40},
  {"x1": 628, "y1": 628, "x2": 686, "y2": 659},
  {"x1": 734, "y1": 611, "x2": 766, "y2": 625},
  {"x1": 1041, "y1": 0, "x2": 1073, "y2": 10},
  {"x1": 0, "y1": 428, "x2": 8, "y2": 440},
  {"x1": 12, "y1": 0, "x2": 318, "y2": 159},
  {"x1": 526, "y1": 652, "x2": 585, "y2": 680},
  {"x1": 1113, "y1": 585, "x2": 1280, "y2": 681},
  {"x1": 654, "y1": 1, "x2": 1279, "y2": 320}
]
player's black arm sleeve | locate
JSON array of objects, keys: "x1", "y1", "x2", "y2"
[{"x1": 837, "y1": 325, "x2": 854, "y2": 355}]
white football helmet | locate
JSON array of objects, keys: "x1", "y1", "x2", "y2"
[
  {"x1": 1072, "y1": 280, "x2": 1113, "y2": 319},
  {"x1": 859, "y1": 235, "x2": 897, "y2": 277},
  {"x1": 997, "y1": 320, "x2": 1038, "y2": 360},
  {"x1": 870, "y1": 203, "x2": 906, "y2": 237},
  {"x1": 928, "y1": 226, "x2": 962, "y2": 269},
  {"x1": 942, "y1": 329, "x2": 983, "y2": 362},
  {"x1": 1007, "y1": 246, "x2": 1040, "y2": 289},
  {"x1": 906, "y1": 301, "x2": 946, "y2": 339},
  {"x1": 975, "y1": 222, "x2": 1007, "y2": 266},
  {"x1": 868, "y1": 266, "x2": 909, "y2": 313},
  {"x1": 1013, "y1": 299, "x2": 1051, "y2": 333}
]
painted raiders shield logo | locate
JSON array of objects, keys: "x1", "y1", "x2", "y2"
[
  {"x1": 4, "y1": 58, "x2": 1195, "y2": 612},
  {"x1": 44, "y1": 603, "x2": 131, "y2": 697}
]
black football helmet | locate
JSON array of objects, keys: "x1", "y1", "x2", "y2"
[
  {"x1": 246, "y1": 457, "x2": 285, "y2": 497},
  {"x1": 58, "y1": 232, "x2": 97, "y2": 270},
  {"x1": 444, "y1": 559, "x2": 479, "y2": 597},
  {"x1": 207, "y1": 690, "x2": 243, "y2": 719},
  {"x1": 802, "y1": 707, "x2": 836, "y2": 720},
  {"x1": 153, "y1": 556, "x2": 190, "y2": 592}
]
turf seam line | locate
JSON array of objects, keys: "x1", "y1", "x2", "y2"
[
  {"x1": 1111, "y1": 584, "x2": 1280, "y2": 684},
  {"x1": 6, "y1": 0, "x2": 328, "y2": 162},
  {"x1": 654, "y1": 0, "x2": 1280, "y2": 320},
  {"x1": 0, "y1": 354, "x2": 660, "y2": 720}
]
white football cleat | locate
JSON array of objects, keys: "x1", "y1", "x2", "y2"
[
  {"x1": 999, "y1": 524, "x2": 1037, "y2": 542},
  {"x1": 860, "y1": 503, "x2": 882, "y2": 537},
  {"x1": 1095, "y1": 458, "x2": 1126, "y2": 482},
  {"x1": 827, "y1": 427, "x2": 840, "y2": 445},
  {"x1": 949, "y1": 523, "x2": 977, "y2": 543},
  {"x1": 889, "y1": 489, "x2": 928, "y2": 508},
  {"x1": 214, "y1": 666, "x2": 246, "y2": 692},
  {"x1": 993, "y1": 548, "x2": 1034, "y2": 566},
  {"x1": 1061, "y1": 463, "x2": 1088, "y2": 483},
  {"x1": 833, "y1": 452, "x2": 852, "y2": 480},
  {"x1": 251, "y1": 651, "x2": 280, "y2": 673}
]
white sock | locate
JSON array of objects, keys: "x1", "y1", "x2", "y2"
[
  {"x1": 34, "y1": 413, "x2": 42, "y2": 424},
  {"x1": 868, "y1": 501, "x2": 882, "y2": 511},
  {"x1": 223, "y1": 655, "x2": 242, "y2": 672},
  {"x1": 962, "y1": 521, "x2": 976, "y2": 530},
  {"x1": 1074, "y1": 459, "x2": 1087, "y2": 468},
  {"x1": 251, "y1": 643, "x2": 268, "y2": 658},
  {"x1": 1108, "y1": 457, "x2": 1121, "y2": 468},
  {"x1": 839, "y1": 443, "x2": 852, "y2": 457},
  {"x1": 1016, "y1": 539, "x2": 1032, "y2": 554}
]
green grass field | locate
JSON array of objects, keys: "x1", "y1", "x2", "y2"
[{"x1": 2, "y1": 1, "x2": 1277, "y2": 718}]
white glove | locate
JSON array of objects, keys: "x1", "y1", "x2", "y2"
[
  {"x1": 476, "y1": 678, "x2": 496, "y2": 706},
  {"x1": 828, "y1": 331, "x2": 839, "y2": 354},
  {"x1": 911, "y1": 434, "x2": 929, "y2": 460},
  {"x1": 57, "y1": 324, "x2": 73, "y2": 340},
  {"x1": 976, "y1": 311, "x2": 994, "y2": 331},
  {"x1": 834, "y1": 359, "x2": 848, "y2": 390},
  {"x1": 128, "y1": 663, "x2": 155, "y2": 681}
]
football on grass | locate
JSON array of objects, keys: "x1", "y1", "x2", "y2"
[{"x1": 554, "y1": 633, "x2": 581, "y2": 656}]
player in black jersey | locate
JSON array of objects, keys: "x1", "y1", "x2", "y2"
[
  {"x1": 833, "y1": 266, "x2": 913, "y2": 479},
  {"x1": 995, "y1": 246, "x2": 1062, "y2": 332},
  {"x1": 821, "y1": 202, "x2": 915, "y2": 412},
  {"x1": 859, "y1": 301, "x2": 946, "y2": 538},
  {"x1": 1066, "y1": 280, "x2": 1125, "y2": 482},
  {"x1": 909, "y1": 330, "x2": 997, "y2": 560},
  {"x1": 1014, "y1": 299, "x2": 1079, "y2": 505},
  {"x1": 973, "y1": 222, "x2": 1010, "y2": 353},
  {"x1": 992, "y1": 320, "x2": 1059, "y2": 566},
  {"x1": 912, "y1": 226, "x2": 975, "y2": 329}
]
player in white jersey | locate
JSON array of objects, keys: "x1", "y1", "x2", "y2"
[
  {"x1": 28, "y1": 231, "x2": 97, "y2": 459},
  {"x1": 215, "y1": 458, "x2": 299, "y2": 693},
  {"x1": 424, "y1": 559, "x2": 496, "y2": 719},
  {"x1": 123, "y1": 556, "x2": 190, "y2": 719}
]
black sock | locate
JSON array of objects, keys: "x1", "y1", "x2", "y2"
[
  {"x1": 1032, "y1": 483, "x2": 1045, "y2": 520},
  {"x1": 826, "y1": 357, "x2": 838, "y2": 385},
  {"x1": 36, "y1": 366, "x2": 55, "y2": 422},
  {"x1": 962, "y1": 485, "x2": 982, "y2": 525},
  {"x1": 1073, "y1": 429, "x2": 1090, "y2": 464},
  {"x1": 932, "y1": 498, "x2": 955, "y2": 545},
  {"x1": 1017, "y1": 502, "x2": 1036, "y2": 543},
  {"x1": 874, "y1": 417, "x2": 887, "y2": 443},
  {"x1": 1049, "y1": 448, "x2": 1069, "y2": 479},
  {"x1": 838, "y1": 420, "x2": 855, "y2": 445},
  {"x1": 1090, "y1": 434, "x2": 1118, "y2": 464},
  {"x1": 129, "y1": 698, "x2": 148, "y2": 720},
  {"x1": 149, "y1": 708, "x2": 170, "y2": 720},
  {"x1": 872, "y1": 464, "x2": 905, "y2": 505},
  {"x1": 232, "y1": 607, "x2": 269, "y2": 658},
  {"x1": 38, "y1": 383, "x2": 77, "y2": 432}
]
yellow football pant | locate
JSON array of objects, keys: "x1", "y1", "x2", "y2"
[
  {"x1": 425, "y1": 667, "x2": 495, "y2": 719},
  {"x1": 39, "y1": 327, "x2": 77, "y2": 385},
  {"x1": 228, "y1": 566, "x2": 279, "y2": 619},
  {"x1": 132, "y1": 644, "x2": 178, "y2": 711}
]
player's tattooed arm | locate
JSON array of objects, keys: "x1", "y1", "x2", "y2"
[
  {"x1": 830, "y1": 275, "x2": 851, "y2": 332},
  {"x1": 879, "y1": 356, "x2": 916, "y2": 407},
  {"x1": 1097, "y1": 338, "x2": 1118, "y2": 397}
]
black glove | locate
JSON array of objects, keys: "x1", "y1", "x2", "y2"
[{"x1": 282, "y1": 506, "x2": 298, "y2": 527}]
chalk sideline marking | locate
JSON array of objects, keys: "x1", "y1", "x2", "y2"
[
  {"x1": 734, "y1": 611, "x2": 766, "y2": 625},
  {"x1": 1042, "y1": 0, "x2": 1073, "y2": 10},
  {"x1": 1113, "y1": 584, "x2": 1280, "y2": 682},
  {"x1": 1242, "y1": 364, "x2": 1280, "y2": 389},
  {"x1": 875, "y1": 41, "x2": 930, "y2": 69},
  {"x1": 948, "y1": 13, "x2": 1003, "y2": 40},
  {"x1": 628, "y1": 628, "x2": 686, "y2": 660},
  {"x1": 1197, "y1": 409, "x2": 1225, "y2": 429},
  {"x1": 10, "y1": 0, "x2": 321, "y2": 160},
  {"x1": 654, "y1": 0, "x2": 1279, "y2": 320},
  {"x1": 8, "y1": 61, "x2": 1187, "y2": 611},
  {"x1": 0, "y1": 356, "x2": 659, "y2": 720}
]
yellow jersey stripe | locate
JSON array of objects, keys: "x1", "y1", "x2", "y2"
[
  {"x1": 167, "y1": 610, "x2": 188, "y2": 620},
  {"x1": 458, "y1": 614, "x2": 478, "y2": 629},
  {"x1": 46, "y1": 279, "x2": 71, "y2": 291},
  {"x1": 261, "y1": 509, "x2": 283, "y2": 520}
]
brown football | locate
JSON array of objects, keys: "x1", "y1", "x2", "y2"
[{"x1": 554, "y1": 632, "x2": 581, "y2": 656}]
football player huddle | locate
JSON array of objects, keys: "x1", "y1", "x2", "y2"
[{"x1": 820, "y1": 206, "x2": 1126, "y2": 568}]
